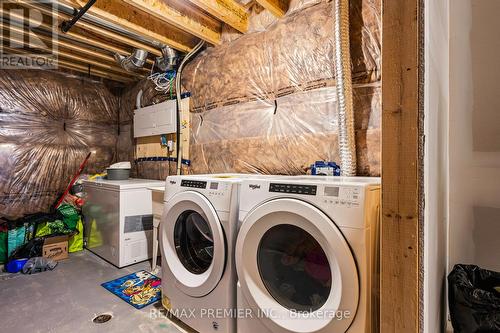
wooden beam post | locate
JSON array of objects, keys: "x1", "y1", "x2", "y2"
[{"x1": 380, "y1": 0, "x2": 423, "y2": 332}]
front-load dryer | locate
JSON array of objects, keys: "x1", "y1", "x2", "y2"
[
  {"x1": 160, "y1": 174, "x2": 256, "y2": 333},
  {"x1": 235, "y1": 176, "x2": 381, "y2": 333}
]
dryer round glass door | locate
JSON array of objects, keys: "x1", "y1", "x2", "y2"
[
  {"x1": 236, "y1": 198, "x2": 359, "y2": 333},
  {"x1": 258, "y1": 224, "x2": 332, "y2": 312},
  {"x1": 161, "y1": 191, "x2": 226, "y2": 297}
]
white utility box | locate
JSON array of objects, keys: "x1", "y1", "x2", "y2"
[
  {"x1": 82, "y1": 178, "x2": 165, "y2": 268},
  {"x1": 133, "y1": 99, "x2": 177, "y2": 138}
]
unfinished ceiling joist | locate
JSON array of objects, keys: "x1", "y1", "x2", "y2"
[
  {"x1": 3, "y1": 33, "x2": 136, "y2": 77},
  {"x1": 2, "y1": 9, "x2": 139, "y2": 61},
  {"x1": 0, "y1": 22, "x2": 148, "y2": 76},
  {"x1": 59, "y1": 0, "x2": 194, "y2": 52},
  {"x1": 187, "y1": 0, "x2": 248, "y2": 33},
  {"x1": 255, "y1": 0, "x2": 289, "y2": 17},
  {"x1": 16, "y1": 1, "x2": 162, "y2": 56},
  {"x1": 122, "y1": 0, "x2": 221, "y2": 45},
  {"x1": 3, "y1": 47, "x2": 134, "y2": 82}
]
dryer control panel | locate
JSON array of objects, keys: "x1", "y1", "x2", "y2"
[{"x1": 269, "y1": 183, "x2": 318, "y2": 195}]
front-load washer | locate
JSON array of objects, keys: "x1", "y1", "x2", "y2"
[
  {"x1": 235, "y1": 176, "x2": 381, "y2": 333},
  {"x1": 160, "y1": 174, "x2": 258, "y2": 333}
]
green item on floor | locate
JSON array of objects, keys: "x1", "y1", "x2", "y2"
[
  {"x1": 0, "y1": 228, "x2": 7, "y2": 264},
  {"x1": 35, "y1": 222, "x2": 52, "y2": 237},
  {"x1": 69, "y1": 218, "x2": 84, "y2": 253},
  {"x1": 88, "y1": 218, "x2": 103, "y2": 248},
  {"x1": 7, "y1": 226, "x2": 25, "y2": 257},
  {"x1": 58, "y1": 204, "x2": 80, "y2": 230}
]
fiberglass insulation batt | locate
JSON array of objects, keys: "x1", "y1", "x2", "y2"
[
  {"x1": 120, "y1": 0, "x2": 381, "y2": 177},
  {"x1": 0, "y1": 70, "x2": 119, "y2": 219}
]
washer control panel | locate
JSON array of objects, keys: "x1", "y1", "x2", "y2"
[{"x1": 269, "y1": 183, "x2": 318, "y2": 196}]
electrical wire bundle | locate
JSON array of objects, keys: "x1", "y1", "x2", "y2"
[{"x1": 147, "y1": 70, "x2": 176, "y2": 99}]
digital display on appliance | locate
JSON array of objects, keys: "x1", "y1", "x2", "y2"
[
  {"x1": 180, "y1": 180, "x2": 207, "y2": 189},
  {"x1": 324, "y1": 186, "x2": 340, "y2": 197},
  {"x1": 269, "y1": 183, "x2": 317, "y2": 195},
  {"x1": 210, "y1": 182, "x2": 219, "y2": 190}
]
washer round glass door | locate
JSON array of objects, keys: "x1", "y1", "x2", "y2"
[
  {"x1": 236, "y1": 198, "x2": 359, "y2": 333},
  {"x1": 161, "y1": 191, "x2": 226, "y2": 297}
]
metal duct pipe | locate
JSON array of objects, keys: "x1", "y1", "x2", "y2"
[
  {"x1": 156, "y1": 45, "x2": 180, "y2": 72},
  {"x1": 176, "y1": 40, "x2": 205, "y2": 175},
  {"x1": 334, "y1": 0, "x2": 357, "y2": 176},
  {"x1": 115, "y1": 49, "x2": 148, "y2": 72}
]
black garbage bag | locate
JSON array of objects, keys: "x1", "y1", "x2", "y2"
[
  {"x1": 7, "y1": 238, "x2": 45, "y2": 261},
  {"x1": 448, "y1": 264, "x2": 500, "y2": 332}
]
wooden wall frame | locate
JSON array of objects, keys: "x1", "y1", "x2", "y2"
[{"x1": 380, "y1": 0, "x2": 423, "y2": 332}]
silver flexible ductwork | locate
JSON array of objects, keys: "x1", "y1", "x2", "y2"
[
  {"x1": 334, "y1": 0, "x2": 357, "y2": 176},
  {"x1": 114, "y1": 49, "x2": 148, "y2": 72},
  {"x1": 176, "y1": 40, "x2": 205, "y2": 175},
  {"x1": 156, "y1": 46, "x2": 179, "y2": 72}
]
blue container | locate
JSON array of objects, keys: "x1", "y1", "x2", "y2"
[
  {"x1": 310, "y1": 161, "x2": 341, "y2": 176},
  {"x1": 5, "y1": 258, "x2": 28, "y2": 273}
]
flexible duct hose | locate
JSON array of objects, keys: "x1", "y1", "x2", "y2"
[
  {"x1": 334, "y1": 0, "x2": 357, "y2": 176},
  {"x1": 176, "y1": 40, "x2": 205, "y2": 175}
]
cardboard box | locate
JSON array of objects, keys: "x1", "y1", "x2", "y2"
[{"x1": 43, "y1": 235, "x2": 69, "y2": 261}]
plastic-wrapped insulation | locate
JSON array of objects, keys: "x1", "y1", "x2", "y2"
[
  {"x1": 175, "y1": 40, "x2": 205, "y2": 175},
  {"x1": 334, "y1": 0, "x2": 357, "y2": 176}
]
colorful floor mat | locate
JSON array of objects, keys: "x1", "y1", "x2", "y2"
[{"x1": 101, "y1": 270, "x2": 161, "y2": 309}]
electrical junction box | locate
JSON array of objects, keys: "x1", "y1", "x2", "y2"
[{"x1": 133, "y1": 99, "x2": 177, "y2": 138}]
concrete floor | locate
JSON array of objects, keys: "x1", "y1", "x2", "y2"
[{"x1": 0, "y1": 250, "x2": 194, "y2": 333}]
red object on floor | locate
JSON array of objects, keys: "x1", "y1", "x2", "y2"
[{"x1": 55, "y1": 152, "x2": 91, "y2": 209}]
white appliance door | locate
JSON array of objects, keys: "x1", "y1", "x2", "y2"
[
  {"x1": 161, "y1": 191, "x2": 226, "y2": 297},
  {"x1": 236, "y1": 198, "x2": 359, "y2": 333}
]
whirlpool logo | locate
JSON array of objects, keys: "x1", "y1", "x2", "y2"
[
  {"x1": 248, "y1": 184, "x2": 261, "y2": 190},
  {"x1": 169, "y1": 180, "x2": 177, "y2": 185}
]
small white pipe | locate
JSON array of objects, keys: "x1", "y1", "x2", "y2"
[{"x1": 176, "y1": 40, "x2": 205, "y2": 175}]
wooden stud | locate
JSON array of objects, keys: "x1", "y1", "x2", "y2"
[
  {"x1": 380, "y1": 0, "x2": 422, "y2": 332},
  {"x1": 187, "y1": 0, "x2": 248, "y2": 33},
  {"x1": 61, "y1": 0, "x2": 194, "y2": 52},
  {"x1": 122, "y1": 0, "x2": 221, "y2": 45},
  {"x1": 255, "y1": 0, "x2": 289, "y2": 17}
]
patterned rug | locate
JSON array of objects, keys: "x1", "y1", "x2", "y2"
[{"x1": 101, "y1": 270, "x2": 161, "y2": 309}]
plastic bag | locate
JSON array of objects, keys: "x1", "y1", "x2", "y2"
[
  {"x1": 68, "y1": 218, "x2": 83, "y2": 253},
  {"x1": 448, "y1": 264, "x2": 500, "y2": 332},
  {"x1": 22, "y1": 257, "x2": 58, "y2": 275}
]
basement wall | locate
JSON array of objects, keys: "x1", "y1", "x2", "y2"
[
  {"x1": 123, "y1": 0, "x2": 382, "y2": 177},
  {"x1": 424, "y1": 0, "x2": 449, "y2": 331},
  {"x1": 449, "y1": 0, "x2": 500, "y2": 273},
  {"x1": 0, "y1": 70, "x2": 119, "y2": 219}
]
